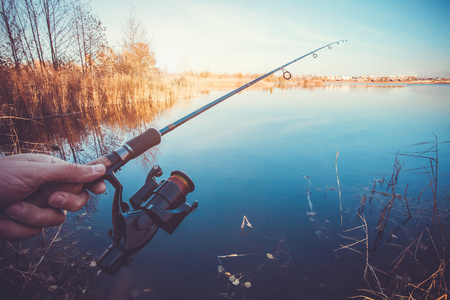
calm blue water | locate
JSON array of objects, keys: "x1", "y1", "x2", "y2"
[
  {"x1": 3, "y1": 84, "x2": 449, "y2": 299},
  {"x1": 79, "y1": 84, "x2": 449, "y2": 300}
]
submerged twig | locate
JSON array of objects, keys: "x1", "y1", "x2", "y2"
[
  {"x1": 240, "y1": 216, "x2": 252, "y2": 230},
  {"x1": 32, "y1": 211, "x2": 67, "y2": 274},
  {"x1": 335, "y1": 214, "x2": 371, "y2": 282},
  {"x1": 357, "y1": 194, "x2": 367, "y2": 218},
  {"x1": 373, "y1": 154, "x2": 403, "y2": 250},
  {"x1": 401, "y1": 135, "x2": 444, "y2": 231},
  {"x1": 335, "y1": 151, "x2": 343, "y2": 227}
]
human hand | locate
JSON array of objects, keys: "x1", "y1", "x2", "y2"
[{"x1": 0, "y1": 153, "x2": 106, "y2": 241}]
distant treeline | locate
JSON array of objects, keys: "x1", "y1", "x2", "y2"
[{"x1": 0, "y1": 0, "x2": 196, "y2": 119}]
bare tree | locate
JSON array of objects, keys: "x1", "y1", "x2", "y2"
[
  {"x1": 15, "y1": 5, "x2": 36, "y2": 69},
  {"x1": 73, "y1": 2, "x2": 106, "y2": 74},
  {"x1": 41, "y1": 0, "x2": 72, "y2": 70},
  {"x1": 121, "y1": 5, "x2": 149, "y2": 49},
  {"x1": 119, "y1": 5, "x2": 156, "y2": 75},
  {"x1": 23, "y1": 0, "x2": 46, "y2": 71},
  {"x1": 73, "y1": 2, "x2": 88, "y2": 73},
  {"x1": 0, "y1": 0, "x2": 107, "y2": 72},
  {"x1": 0, "y1": 0, "x2": 22, "y2": 69}
]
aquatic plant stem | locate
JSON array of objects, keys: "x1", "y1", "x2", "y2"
[
  {"x1": 361, "y1": 215, "x2": 369, "y2": 281},
  {"x1": 335, "y1": 151, "x2": 343, "y2": 227}
]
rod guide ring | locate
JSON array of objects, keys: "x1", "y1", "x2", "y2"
[{"x1": 282, "y1": 69, "x2": 292, "y2": 80}]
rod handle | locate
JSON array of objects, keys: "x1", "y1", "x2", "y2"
[
  {"x1": 126, "y1": 128, "x2": 161, "y2": 159},
  {"x1": 21, "y1": 128, "x2": 161, "y2": 209}
]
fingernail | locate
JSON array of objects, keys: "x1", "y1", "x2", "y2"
[
  {"x1": 6, "y1": 203, "x2": 23, "y2": 217},
  {"x1": 92, "y1": 164, "x2": 106, "y2": 173},
  {"x1": 52, "y1": 194, "x2": 65, "y2": 207}
]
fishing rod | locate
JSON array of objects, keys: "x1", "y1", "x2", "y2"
[
  {"x1": 159, "y1": 39, "x2": 347, "y2": 136},
  {"x1": 19, "y1": 40, "x2": 347, "y2": 274}
]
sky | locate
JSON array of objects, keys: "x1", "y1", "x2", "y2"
[{"x1": 90, "y1": 0, "x2": 450, "y2": 77}]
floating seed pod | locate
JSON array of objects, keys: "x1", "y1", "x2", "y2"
[
  {"x1": 130, "y1": 289, "x2": 140, "y2": 298},
  {"x1": 48, "y1": 285, "x2": 58, "y2": 292},
  {"x1": 243, "y1": 282, "x2": 252, "y2": 288},
  {"x1": 267, "y1": 253, "x2": 274, "y2": 260},
  {"x1": 18, "y1": 249, "x2": 30, "y2": 255}
]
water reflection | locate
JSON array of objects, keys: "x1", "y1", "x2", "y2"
[
  {"x1": 0, "y1": 82, "x2": 418, "y2": 159},
  {"x1": 0, "y1": 84, "x2": 449, "y2": 300},
  {"x1": 0, "y1": 100, "x2": 174, "y2": 164}
]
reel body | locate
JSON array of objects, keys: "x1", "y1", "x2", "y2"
[{"x1": 97, "y1": 161, "x2": 197, "y2": 275}]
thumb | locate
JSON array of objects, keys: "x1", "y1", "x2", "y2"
[{"x1": 37, "y1": 162, "x2": 106, "y2": 184}]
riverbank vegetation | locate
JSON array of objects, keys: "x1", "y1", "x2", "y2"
[
  {"x1": 0, "y1": 0, "x2": 202, "y2": 120},
  {"x1": 0, "y1": 0, "x2": 284, "y2": 122}
]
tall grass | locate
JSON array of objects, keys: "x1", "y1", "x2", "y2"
[{"x1": 0, "y1": 66, "x2": 198, "y2": 119}]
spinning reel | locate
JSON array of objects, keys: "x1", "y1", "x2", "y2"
[
  {"x1": 97, "y1": 164, "x2": 197, "y2": 274},
  {"x1": 93, "y1": 130, "x2": 197, "y2": 274}
]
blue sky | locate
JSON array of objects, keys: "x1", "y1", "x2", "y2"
[{"x1": 90, "y1": 0, "x2": 450, "y2": 77}]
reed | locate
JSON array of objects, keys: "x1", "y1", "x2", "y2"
[
  {"x1": 340, "y1": 139, "x2": 449, "y2": 300},
  {"x1": 0, "y1": 65, "x2": 199, "y2": 120}
]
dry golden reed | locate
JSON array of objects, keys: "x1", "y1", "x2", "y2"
[{"x1": 0, "y1": 66, "x2": 199, "y2": 119}]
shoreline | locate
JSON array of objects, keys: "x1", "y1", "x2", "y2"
[
  {"x1": 324, "y1": 79, "x2": 450, "y2": 85},
  {"x1": 188, "y1": 74, "x2": 450, "y2": 91}
]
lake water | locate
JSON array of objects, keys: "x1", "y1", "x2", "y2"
[{"x1": 1, "y1": 83, "x2": 449, "y2": 299}]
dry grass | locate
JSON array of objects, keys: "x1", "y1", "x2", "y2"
[
  {"x1": 0, "y1": 213, "x2": 101, "y2": 299},
  {"x1": 0, "y1": 66, "x2": 200, "y2": 119},
  {"x1": 341, "y1": 139, "x2": 449, "y2": 300}
]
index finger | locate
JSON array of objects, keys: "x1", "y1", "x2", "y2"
[{"x1": 36, "y1": 163, "x2": 106, "y2": 184}]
